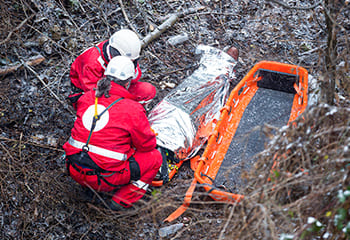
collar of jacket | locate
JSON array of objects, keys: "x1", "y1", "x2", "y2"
[
  {"x1": 108, "y1": 81, "x2": 136, "y2": 100},
  {"x1": 102, "y1": 40, "x2": 111, "y2": 63}
]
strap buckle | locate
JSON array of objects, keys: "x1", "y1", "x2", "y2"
[{"x1": 82, "y1": 145, "x2": 89, "y2": 152}]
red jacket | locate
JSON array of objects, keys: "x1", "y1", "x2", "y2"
[
  {"x1": 70, "y1": 40, "x2": 142, "y2": 92},
  {"x1": 63, "y1": 82, "x2": 156, "y2": 171}
]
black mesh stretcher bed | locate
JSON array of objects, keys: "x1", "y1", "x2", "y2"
[{"x1": 194, "y1": 61, "x2": 308, "y2": 202}]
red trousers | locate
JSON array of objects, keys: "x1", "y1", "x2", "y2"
[
  {"x1": 128, "y1": 81, "x2": 156, "y2": 106},
  {"x1": 68, "y1": 149, "x2": 162, "y2": 208}
]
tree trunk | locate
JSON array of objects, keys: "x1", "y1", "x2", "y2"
[{"x1": 321, "y1": 0, "x2": 338, "y2": 105}]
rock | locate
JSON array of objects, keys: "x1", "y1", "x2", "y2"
[
  {"x1": 167, "y1": 33, "x2": 189, "y2": 46},
  {"x1": 159, "y1": 223, "x2": 184, "y2": 238}
]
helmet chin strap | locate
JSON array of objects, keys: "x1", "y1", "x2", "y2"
[
  {"x1": 125, "y1": 80, "x2": 131, "y2": 90},
  {"x1": 106, "y1": 44, "x2": 112, "y2": 60}
]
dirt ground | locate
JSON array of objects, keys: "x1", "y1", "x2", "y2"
[{"x1": 1, "y1": 0, "x2": 349, "y2": 239}]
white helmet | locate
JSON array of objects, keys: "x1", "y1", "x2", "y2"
[
  {"x1": 109, "y1": 29, "x2": 141, "y2": 60},
  {"x1": 104, "y1": 56, "x2": 135, "y2": 80}
]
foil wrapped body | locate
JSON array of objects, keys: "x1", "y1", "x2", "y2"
[{"x1": 148, "y1": 45, "x2": 237, "y2": 160}]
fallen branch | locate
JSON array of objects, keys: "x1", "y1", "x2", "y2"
[
  {"x1": 0, "y1": 55, "x2": 45, "y2": 76},
  {"x1": 141, "y1": 6, "x2": 206, "y2": 48}
]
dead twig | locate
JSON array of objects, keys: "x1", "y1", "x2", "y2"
[
  {"x1": 266, "y1": 0, "x2": 323, "y2": 10},
  {"x1": 19, "y1": 132, "x2": 23, "y2": 162},
  {"x1": 0, "y1": 14, "x2": 34, "y2": 45},
  {"x1": 27, "y1": 25, "x2": 75, "y2": 55},
  {"x1": 57, "y1": 1, "x2": 84, "y2": 36},
  {"x1": 88, "y1": 1, "x2": 111, "y2": 34},
  {"x1": 0, "y1": 55, "x2": 45, "y2": 76},
  {"x1": 133, "y1": 0, "x2": 150, "y2": 34},
  {"x1": 23, "y1": 64, "x2": 75, "y2": 116},
  {"x1": 0, "y1": 141, "x2": 15, "y2": 163},
  {"x1": 0, "y1": 136, "x2": 65, "y2": 152},
  {"x1": 145, "y1": 49, "x2": 171, "y2": 68},
  {"x1": 118, "y1": 0, "x2": 140, "y2": 37},
  {"x1": 219, "y1": 203, "x2": 238, "y2": 240},
  {"x1": 0, "y1": 141, "x2": 16, "y2": 177}
]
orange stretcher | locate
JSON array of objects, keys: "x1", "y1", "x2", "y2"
[{"x1": 165, "y1": 61, "x2": 308, "y2": 222}]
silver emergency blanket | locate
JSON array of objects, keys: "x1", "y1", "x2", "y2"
[{"x1": 148, "y1": 45, "x2": 237, "y2": 160}]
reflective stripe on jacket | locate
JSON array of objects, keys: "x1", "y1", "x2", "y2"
[{"x1": 68, "y1": 137, "x2": 127, "y2": 161}]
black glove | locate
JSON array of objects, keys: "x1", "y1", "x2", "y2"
[
  {"x1": 157, "y1": 146, "x2": 169, "y2": 183},
  {"x1": 157, "y1": 146, "x2": 179, "y2": 164}
]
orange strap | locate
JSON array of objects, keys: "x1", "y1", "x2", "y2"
[
  {"x1": 164, "y1": 178, "x2": 197, "y2": 222},
  {"x1": 150, "y1": 127, "x2": 158, "y2": 136}
]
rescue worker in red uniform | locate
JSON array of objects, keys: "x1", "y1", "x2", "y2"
[
  {"x1": 69, "y1": 29, "x2": 156, "y2": 108},
  {"x1": 63, "y1": 56, "x2": 162, "y2": 210}
]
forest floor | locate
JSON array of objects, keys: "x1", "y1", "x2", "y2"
[{"x1": 0, "y1": 0, "x2": 349, "y2": 239}]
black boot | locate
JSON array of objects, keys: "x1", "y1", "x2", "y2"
[
  {"x1": 80, "y1": 187, "x2": 94, "y2": 202},
  {"x1": 108, "y1": 199, "x2": 127, "y2": 211}
]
